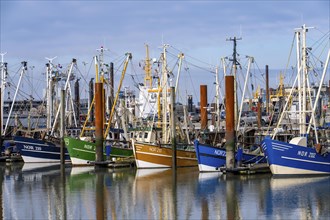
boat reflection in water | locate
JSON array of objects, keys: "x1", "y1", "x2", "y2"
[
  {"x1": 267, "y1": 176, "x2": 330, "y2": 219},
  {"x1": 0, "y1": 165, "x2": 329, "y2": 219},
  {"x1": 1, "y1": 162, "x2": 70, "y2": 220}
]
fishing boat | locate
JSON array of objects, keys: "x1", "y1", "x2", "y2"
[
  {"x1": 12, "y1": 58, "x2": 79, "y2": 163},
  {"x1": 194, "y1": 140, "x2": 266, "y2": 172},
  {"x1": 194, "y1": 37, "x2": 267, "y2": 172},
  {"x1": 261, "y1": 25, "x2": 330, "y2": 175},
  {"x1": 132, "y1": 44, "x2": 197, "y2": 168},
  {"x1": 64, "y1": 136, "x2": 133, "y2": 165},
  {"x1": 64, "y1": 50, "x2": 134, "y2": 165},
  {"x1": 14, "y1": 136, "x2": 70, "y2": 163},
  {"x1": 133, "y1": 140, "x2": 196, "y2": 168}
]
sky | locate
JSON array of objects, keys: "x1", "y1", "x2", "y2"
[{"x1": 0, "y1": 0, "x2": 329, "y2": 104}]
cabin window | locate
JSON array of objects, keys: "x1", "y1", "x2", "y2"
[{"x1": 144, "y1": 132, "x2": 148, "y2": 139}]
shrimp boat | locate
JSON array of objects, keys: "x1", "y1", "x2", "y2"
[
  {"x1": 132, "y1": 44, "x2": 197, "y2": 168},
  {"x1": 12, "y1": 58, "x2": 78, "y2": 163},
  {"x1": 194, "y1": 37, "x2": 266, "y2": 172},
  {"x1": 64, "y1": 50, "x2": 133, "y2": 165},
  {"x1": 261, "y1": 25, "x2": 330, "y2": 175},
  {"x1": 194, "y1": 140, "x2": 266, "y2": 172}
]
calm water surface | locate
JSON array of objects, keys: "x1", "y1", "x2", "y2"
[{"x1": 1, "y1": 163, "x2": 329, "y2": 219}]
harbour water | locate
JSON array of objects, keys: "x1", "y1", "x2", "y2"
[{"x1": 1, "y1": 163, "x2": 329, "y2": 219}]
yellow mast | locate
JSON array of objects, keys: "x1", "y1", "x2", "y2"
[
  {"x1": 278, "y1": 72, "x2": 284, "y2": 97},
  {"x1": 144, "y1": 44, "x2": 152, "y2": 88},
  {"x1": 104, "y1": 53, "x2": 132, "y2": 138}
]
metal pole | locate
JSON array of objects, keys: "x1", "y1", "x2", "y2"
[
  {"x1": 95, "y1": 82, "x2": 104, "y2": 162},
  {"x1": 170, "y1": 87, "x2": 177, "y2": 169},
  {"x1": 265, "y1": 65, "x2": 270, "y2": 113},
  {"x1": 0, "y1": 87, "x2": 2, "y2": 148},
  {"x1": 60, "y1": 89, "x2": 65, "y2": 164},
  {"x1": 109, "y1": 62, "x2": 114, "y2": 112},
  {"x1": 225, "y1": 75, "x2": 235, "y2": 169}
]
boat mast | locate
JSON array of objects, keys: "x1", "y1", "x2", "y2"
[
  {"x1": 301, "y1": 24, "x2": 309, "y2": 136},
  {"x1": 227, "y1": 37, "x2": 241, "y2": 128},
  {"x1": 161, "y1": 44, "x2": 169, "y2": 143},
  {"x1": 295, "y1": 24, "x2": 313, "y2": 136},
  {"x1": 237, "y1": 56, "x2": 254, "y2": 131},
  {"x1": 51, "y1": 59, "x2": 77, "y2": 136},
  {"x1": 175, "y1": 52, "x2": 184, "y2": 100},
  {"x1": 45, "y1": 56, "x2": 57, "y2": 131},
  {"x1": 144, "y1": 44, "x2": 152, "y2": 88},
  {"x1": 0, "y1": 52, "x2": 7, "y2": 133},
  {"x1": 215, "y1": 66, "x2": 220, "y2": 130},
  {"x1": 3, "y1": 61, "x2": 27, "y2": 136},
  {"x1": 103, "y1": 53, "x2": 132, "y2": 139}
]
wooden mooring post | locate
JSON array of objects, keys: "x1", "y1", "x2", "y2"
[
  {"x1": 95, "y1": 82, "x2": 104, "y2": 163},
  {"x1": 225, "y1": 75, "x2": 235, "y2": 169},
  {"x1": 200, "y1": 85, "x2": 208, "y2": 130}
]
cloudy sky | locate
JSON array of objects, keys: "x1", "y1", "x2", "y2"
[{"x1": 0, "y1": 1, "x2": 329, "y2": 102}]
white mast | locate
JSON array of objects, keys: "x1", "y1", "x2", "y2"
[
  {"x1": 51, "y1": 59, "x2": 76, "y2": 136},
  {"x1": 237, "y1": 56, "x2": 253, "y2": 131},
  {"x1": 295, "y1": 24, "x2": 314, "y2": 136},
  {"x1": 162, "y1": 44, "x2": 169, "y2": 143},
  {"x1": 3, "y1": 61, "x2": 27, "y2": 136},
  {"x1": 214, "y1": 66, "x2": 220, "y2": 130},
  {"x1": 45, "y1": 56, "x2": 57, "y2": 130},
  {"x1": 175, "y1": 52, "x2": 184, "y2": 99},
  {"x1": 0, "y1": 52, "x2": 7, "y2": 132}
]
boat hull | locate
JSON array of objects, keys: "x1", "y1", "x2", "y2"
[
  {"x1": 64, "y1": 137, "x2": 133, "y2": 166},
  {"x1": 261, "y1": 137, "x2": 330, "y2": 175},
  {"x1": 14, "y1": 136, "x2": 70, "y2": 163},
  {"x1": 194, "y1": 140, "x2": 266, "y2": 172},
  {"x1": 132, "y1": 140, "x2": 197, "y2": 168}
]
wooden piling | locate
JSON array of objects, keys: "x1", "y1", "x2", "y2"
[
  {"x1": 257, "y1": 98, "x2": 261, "y2": 129},
  {"x1": 225, "y1": 76, "x2": 235, "y2": 169},
  {"x1": 95, "y1": 82, "x2": 104, "y2": 162},
  {"x1": 200, "y1": 85, "x2": 208, "y2": 130}
]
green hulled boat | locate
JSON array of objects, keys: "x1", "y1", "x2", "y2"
[{"x1": 64, "y1": 137, "x2": 133, "y2": 166}]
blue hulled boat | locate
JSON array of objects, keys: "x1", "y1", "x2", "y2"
[
  {"x1": 194, "y1": 140, "x2": 266, "y2": 172},
  {"x1": 262, "y1": 137, "x2": 330, "y2": 175},
  {"x1": 261, "y1": 25, "x2": 330, "y2": 175},
  {"x1": 14, "y1": 136, "x2": 70, "y2": 163}
]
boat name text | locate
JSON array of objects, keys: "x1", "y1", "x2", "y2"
[
  {"x1": 23, "y1": 145, "x2": 42, "y2": 151},
  {"x1": 297, "y1": 150, "x2": 316, "y2": 158},
  {"x1": 84, "y1": 145, "x2": 94, "y2": 150},
  {"x1": 214, "y1": 149, "x2": 226, "y2": 157}
]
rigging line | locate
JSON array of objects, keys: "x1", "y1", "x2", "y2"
[
  {"x1": 310, "y1": 30, "x2": 330, "y2": 50},
  {"x1": 183, "y1": 59, "x2": 216, "y2": 74},
  {"x1": 77, "y1": 57, "x2": 94, "y2": 86},
  {"x1": 282, "y1": 33, "x2": 296, "y2": 81},
  {"x1": 110, "y1": 54, "x2": 126, "y2": 64},
  {"x1": 308, "y1": 46, "x2": 329, "y2": 67},
  {"x1": 170, "y1": 45, "x2": 217, "y2": 68},
  {"x1": 182, "y1": 59, "x2": 199, "y2": 101}
]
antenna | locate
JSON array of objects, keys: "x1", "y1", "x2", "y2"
[
  {"x1": 0, "y1": 52, "x2": 7, "y2": 63},
  {"x1": 45, "y1": 56, "x2": 57, "y2": 64},
  {"x1": 226, "y1": 36, "x2": 242, "y2": 67}
]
